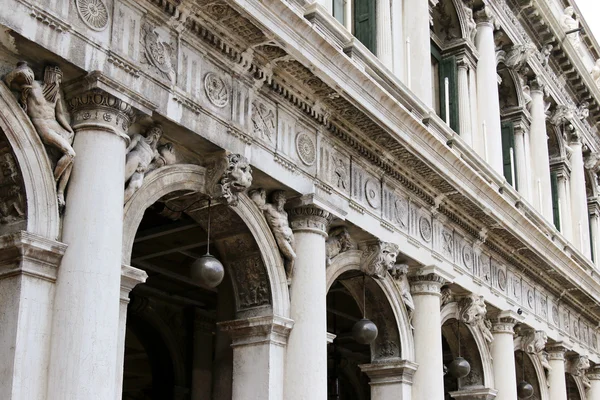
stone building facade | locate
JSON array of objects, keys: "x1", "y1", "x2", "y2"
[{"x1": 2, "y1": 0, "x2": 600, "y2": 399}]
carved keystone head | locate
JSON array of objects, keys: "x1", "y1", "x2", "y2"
[
  {"x1": 360, "y1": 241, "x2": 400, "y2": 279},
  {"x1": 459, "y1": 295, "x2": 487, "y2": 324},
  {"x1": 207, "y1": 152, "x2": 253, "y2": 206}
]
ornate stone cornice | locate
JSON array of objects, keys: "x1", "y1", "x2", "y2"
[{"x1": 288, "y1": 206, "x2": 332, "y2": 236}]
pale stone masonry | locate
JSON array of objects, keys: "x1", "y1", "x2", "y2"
[{"x1": 1, "y1": 0, "x2": 600, "y2": 399}]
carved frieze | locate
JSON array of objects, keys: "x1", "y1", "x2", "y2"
[
  {"x1": 295, "y1": 132, "x2": 316, "y2": 166},
  {"x1": 141, "y1": 22, "x2": 176, "y2": 83},
  {"x1": 251, "y1": 99, "x2": 276, "y2": 144},
  {"x1": 204, "y1": 72, "x2": 229, "y2": 108}
]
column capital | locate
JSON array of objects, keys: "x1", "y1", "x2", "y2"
[
  {"x1": 546, "y1": 342, "x2": 569, "y2": 360},
  {"x1": 218, "y1": 315, "x2": 294, "y2": 347},
  {"x1": 120, "y1": 264, "x2": 147, "y2": 303},
  {"x1": 408, "y1": 265, "x2": 454, "y2": 295},
  {"x1": 288, "y1": 205, "x2": 332, "y2": 236},
  {"x1": 64, "y1": 71, "x2": 156, "y2": 142},
  {"x1": 529, "y1": 77, "x2": 546, "y2": 93},
  {"x1": 474, "y1": 6, "x2": 494, "y2": 25},
  {"x1": 359, "y1": 360, "x2": 418, "y2": 385},
  {"x1": 588, "y1": 366, "x2": 600, "y2": 381},
  {"x1": 489, "y1": 310, "x2": 522, "y2": 334}
]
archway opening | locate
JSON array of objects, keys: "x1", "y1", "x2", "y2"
[
  {"x1": 122, "y1": 192, "x2": 274, "y2": 399},
  {"x1": 514, "y1": 350, "x2": 542, "y2": 400},
  {"x1": 566, "y1": 373, "x2": 582, "y2": 400}
]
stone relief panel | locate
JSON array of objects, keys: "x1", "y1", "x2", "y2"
[
  {"x1": 522, "y1": 280, "x2": 536, "y2": 313},
  {"x1": 228, "y1": 254, "x2": 271, "y2": 310},
  {"x1": 178, "y1": 42, "x2": 204, "y2": 99},
  {"x1": 508, "y1": 270, "x2": 522, "y2": 303},
  {"x1": 491, "y1": 258, "x2": 507, "y2": 294},
  {"x1": 351, "y1": 162, "x2": 381, "y2": 212},
  {"x1": 537, "y1": 290, "x2": 549, "y2": 321},
  {"x1": 140, "y1": 20, "x2": 177, "y2": 83},
  {"x1": 276, "y1": 106, "x2": 296, "y2": 160},
  {"x1": 201, "y1": 65, "x2": 232, "y2": 119},
  {"x1": 231, "y1": 80, "x2": 250, "y2": 130},
  {"x1": 433, "y1": 221, "x2": 454, "y2": 262},
  {"x1": 318, "y1": 141, "x2": 350, "y2": 196},
  {"x1": 75, "y1": 0, "x2": 109, "y2": 31},
  {"x1": 0, "y1": 134, "x2": 26, "y2": 230},
  {"x1": 250, "y1": 97, "x2": 276, "y2": 148},
  {"x1": 475, "y1": 251, "x2": 492, "y2": 286},
  {"x1": 294, "y1": 128, "x2": 317, "y2": 170},
  {"x1": 381, "y1": 184, "x2": 409, "y2": 233},
  {"x1": 409, "y1": 203, "x2": 432, "y2": 247},
  {"x1": 112, "y1": 2, "x2": 142, "y2": 62},
  {"x1": 458, "y1": 237, "x2": 475, "y2": 274}
]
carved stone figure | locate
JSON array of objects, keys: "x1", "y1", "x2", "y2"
[
  {"x1": 250, "y1": 189, "x2": 296, "y2": 275},
  {"x1": 539, "y1": 44, "x2": 553, "y2": 66},
  {"x1": 0, "y1": 150, "x2": 24, "y2": 223},
  {"x1": 576, "y1": 102, "x2": 589, "y2": 120},
  {"x1": 5, "y1": 62, "x2": 75, "y2": 209},
  {"x1": 325, "y1": 226, "x2": 353, "y2": 265},
  {"x1": 441, "y1": 286, "x2": 454, "y2": 307},
  {"x1": 124, "y1": 124, "x2": 175, "y2": 203},
  {"x1": 521, "y1": 329, "x2": 551, "y2": 372},
  {"x1": 462, "y1": 1, "x2": 477, "y2": 44},
  {"x1": 459, "y1": 295, "x2": 494, "y2": 344},
  {"x1": 568, "y1": 355, "x2": 591, "y2": 388},
  {"x1": 206, "y1": 153, "x2": 253, "y2": 206},
  {"x1": 359, "y1": 241, "x2": 399, "y2": 279},
  {"x1": 591, "y1": 59, "x2": 600, "y2": 86},
  {"x1": 550, "y1": 105, "x2": 575, "y2": 126},
  {"x1": 561, "y1": 7, "x2": 581, "y2": 50},
  {"x1": 392, "y1": 263, "x2": 414, "y2": 316},
  {"x1": 505, "y1": 44, "x2": 536, "y2": 73}
]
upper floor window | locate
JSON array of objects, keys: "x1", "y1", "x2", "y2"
[
  {"x1": 353, "y1": 0, "x2": 376, "y2": 53},
  {"x1": 333, "y1": 0, "x2": 346, "y2": 26},
  {"x1": 431, "y1": 43, "x2": 459, "y2": 132},
  {"x1": 501, "y1": 121, "x2": 517, "y2": 188}
]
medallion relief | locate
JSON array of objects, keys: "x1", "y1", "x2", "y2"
[
  {"x1": 76, "y1": 0, "x2": 109, "y2": 31},
  {"x1": 204, "y1": 72, "x2": 229, "y2": 108},
  {"x1": 364, "y1": 178, "x2": 380, "y2": 209},
  {"x1": 295, "y1": 132, "x2": 316, "y2": 166},
  {"x1": 141, "y1": 22, "x2": 176, "y2": 83},
  {"x1": 419, "y1": 216, "x2": 432, "y2": 242}
]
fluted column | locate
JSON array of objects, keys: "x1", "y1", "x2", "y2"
[
  {"x1": 284, "y1": 206, "x2": 332, "y2": 400},
  {"x1": 409, "y1": 267, "x2": 454, "y2": 400},
  {"x1": 457, "y1": 60, "x2": 472, "y2": 145},
  {"x1": 376, "y1": 0, "x2": 393, "y2": 69},
  {"x1": 475, "y1": 7, "x2": 503, "y2": 173},
  {"x1": 514, "y1": 127, "x2": 530, "y2": 200},
  {"x1": 588, "y1": 367, "x2": 600, "y2": 400},
  {"x1": 403, "y1": 0, "x2": 432, "y2": 105},
  {"x1": 490, "y1": 315, "x2": 518, "y2": 400},
  {"x1": 555, "y1": 166, "x2": 573, "y2": 240},
  {"x1": 469, "y1": 67, "x2": 479, "y2": 151},
  {"x1": 569, "y1": 134, "x2": 592, "y2": 257},
  {"x1": 547, "y1": 344, "x2": 568, "y2": 400},
  {"x1": 219, "y1": 316, "x2": 293, "y2": 400},
  {"x1": 47, "y1": 80, "x2": 150, "y2": 400},
  {"x1": 529, "y1": 82, "x2": 553, "y2": 221},
  {"x1": 359, "y1": 361, "x2": 418, "y2": 400}
]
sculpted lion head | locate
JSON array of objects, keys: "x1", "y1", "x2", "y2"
[
  {"x1": 217, "y1": 153, "x2": 253, "y2": 205},
  {"x1": 459, "y1": 295, "x2": 487, "y2": 324}
]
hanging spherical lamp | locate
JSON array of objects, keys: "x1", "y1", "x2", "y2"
[
  {"x1": 352, "y1": 275, "x2": 378, "y2": 345},
  {"x1": 517, "y1": 381, "x2": 534, "y2": 399},
  {"x1": 448, "y1": 356, "x2": 471, "y2": 378},
  {"x1": 352, "y1": 318, "x2": 378, "y2": 344},
  {"x1": 190, "y1": 198, "x2": 224, "y2": 288}
]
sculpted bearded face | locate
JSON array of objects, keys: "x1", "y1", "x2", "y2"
[
  {"x1": 381, "y1": 244, "x2": 399, "y2": 269},
  {"x1": 226, "y1": 154, "x2": 253, "y2": 193}
]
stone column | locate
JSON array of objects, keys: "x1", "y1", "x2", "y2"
[
  {"x1": 376, "y1": 0, "x2": 393, "y2": 69},
  {"x1": 469, "y1": 67, "x2": 479, "y2": 152},
  {"x1": 0, "y1": 232, "x2": 66, "y2": 400},
  {"x1": 284, "y1": 206, "x2": 332, "y2": 400},
  {"x1": 47, "y1": 78, "x2": 152, "y2": 400},
  {"x1": 409, "y1": 267, "x2": 454, "y2": 400},
  {"x1": 589, "y1": 200, "x2": 600, "y2": 267},
  {"x1": 219, "y1": 316, "x2": 293, "y2": 400},
  {"x1": 569, "y1": 134, "x2": 592, "y2": 257},
  {"x1": 403, "y1": 0, "x2": 432, "y2": 106},
  {"x1": 547, "y1": 344, "x2": 568, "y2": 400},
  {"x1": 555, "y1": 166, "x2": 573, "y2": 240},
  {"x1": 457, "y1": 60, "x2": 472, "y2": 145},
  {"x1": 587, "y1": 367, "x2": 600, "y2": 400},
  {"x1": 514, "y1": 126, "x2": 530, "y2": 199},
  {"x1": 475, "y1": 6, "x2": 503, "y2": 174},
  {"x1": 529, "y1": 82, "x2": 553, "y2": 221},
  {"x1": 490, "y1": 315, "x2": 519, "y2": 400},
  {"x1": 359, "y1": 360, "x2": 418, "y2": 400},
  {"x1": 115, "y1": 265, "x2": 147, "y2": 400}
]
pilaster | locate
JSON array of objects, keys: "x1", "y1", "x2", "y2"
[
  {"x1": 359, "y1": 361, "x2": 418, "y2": 400},
  {"x1": 0, "y1": 232, "x2": 67, "y2": 400},
  {"x1": 219, "y1": 316, "x2": 293, "y2": 400}
]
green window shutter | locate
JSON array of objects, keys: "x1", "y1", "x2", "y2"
[
  {"x1": 551, "y1": 171, "x2": 560, "y2": 231},
  {"x1": 501, "y1": 122, "x2": 516, "y2": 187},
  {"x1": 589, "y1": 216, "x2": 594, "y2": 262},
  {"x1": 333, "y1": 0, "x2": 345, "y2": 25},
  {"x1": 354, "y1": 0, "x2": 376, "y2": 53},
  {"x1": 438, "y1": 56, "x2": 459, "y2": 134}
]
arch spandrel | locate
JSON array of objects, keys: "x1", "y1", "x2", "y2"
[
  {"x1": 0, "y1": 82, "x2": 59, "y2": 239},
  {"x1": 122, "y1": 164, "x2": 290, "y2": 319},
  {"x1": 326, "y1": 249, "x2": 415, "y2": 361}
]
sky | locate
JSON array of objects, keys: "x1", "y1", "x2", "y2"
[{"x1": 576, "y1": 0, "x2": 600, "y2": 43}]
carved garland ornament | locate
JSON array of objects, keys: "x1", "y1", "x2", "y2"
[
  {"x1": 204, "y1": 72, "x2": 229, "y2": 108},
  {"x1": 76, "y1": 0, "x2": 109, "y2": 31}
]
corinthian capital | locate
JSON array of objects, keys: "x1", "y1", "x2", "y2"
[
  {"x1": 474, "y1": 6, "x2": 493, "y2": 24},
  {"x1": 288, "y1": 205, "x2": 332, "y2": 236}
]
